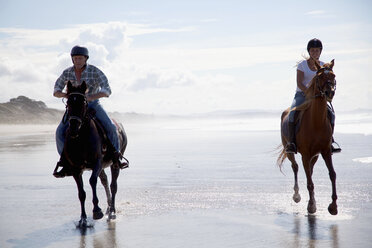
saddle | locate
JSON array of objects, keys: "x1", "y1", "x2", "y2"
[
  {"x1": 88, "y1": 109, "x2": 129, "y2": 167},
  {"x1": 87, "y1": 109, "x2": 117, "y2": 158}
]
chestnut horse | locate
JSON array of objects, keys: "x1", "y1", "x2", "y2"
[
  {"x1": 277, "y1": 59, "x2": 338, "y2": 215},
  {"x1": 61, "y1": 81, "x2": 128, "y2": 227}
]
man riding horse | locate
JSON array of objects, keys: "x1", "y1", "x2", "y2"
[{"x1": 53, "y1": 45, "x2": 127, "y2": 177}]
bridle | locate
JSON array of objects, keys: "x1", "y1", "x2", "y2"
[
  {"x1": 313, "y1": 67, "x2": 336, "y2": 101},
  {"x1": 66, "y1": 92, "x2": 88, "y2": 135}
]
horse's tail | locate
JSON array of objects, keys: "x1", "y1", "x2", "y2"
[
  {"x1": 276, "y1": 144, "x2": 287, "y2": 172},
  {"x1": 277, "y1": 109, "x2": 289, "y2": 171}
]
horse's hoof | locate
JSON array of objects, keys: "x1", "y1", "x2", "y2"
[
  {"x1": 93, "y1": 210, "x2": 104, "y2": 220},
  {"x1": 107, "y1": 213, "x2": 116, "y2": 221},
  {"x1": 307, "y1": 203, "x2": 317, "y2": 214},
  {"x1": 78, "y1": 218, "x2": 88, "y2": 228},
  {"x1": 328, "y1": 204, "x2": 338, "y2": 215},
  {"x1": 293, "y1": 194, "x2": 301, "y2": 203}
]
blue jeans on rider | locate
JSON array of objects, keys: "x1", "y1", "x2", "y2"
[
  {"x1": 55, "y1": 100, "x2": 119, "y2": 155},
  {"x1": 288, "y1": 91, "x2": 335, "y2": 125}
]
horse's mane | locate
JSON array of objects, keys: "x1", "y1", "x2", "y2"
[
  {"x1": 290, "y1": 61, "x2": 333, "y2": 113},
  {"x1": 290, "y1": 77, "x2": 317, "y2": 113}
]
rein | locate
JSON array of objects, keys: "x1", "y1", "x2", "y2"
[
  {"x1": 308, "y1": 67, "x2": 336, "y2": 115},
  {"x1": 69, "y1": 92, "x2": 87, "y2": 99},
  {"x1": 310, "y1": 68, "x2": 335, "y2": 100}
]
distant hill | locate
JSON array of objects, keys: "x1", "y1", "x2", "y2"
[
  {"x1": 0, "y1": 96, "x2": 64, "y2": 124},
  {"x1": 0, "y1": 96, "x2": 281, "y2": 124},
  {"x1": 0, "y1": 96, "x2": 156, "y2": 124}
]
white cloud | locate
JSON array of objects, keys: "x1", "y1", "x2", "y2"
[
  {"x1": 306, "y1": 10, "x2": 326, "y2": 16},
  {"x1": 0, "y1": 20, "x2": 371, "y2": 115}
]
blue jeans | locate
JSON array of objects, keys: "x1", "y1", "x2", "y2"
[
  {"x1": 288, "y1": 91, "x2": 335, "y2": 125},
  {"x1": 55, "y1": 100, "x2": 119, "y2": 155}
]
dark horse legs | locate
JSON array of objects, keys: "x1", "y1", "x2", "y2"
[
  {"x1": 99, "y1": 170, "x2": 112, "y2": 215},
  {"x1": 73, "y1": 174, "x2": 87, "y2": 226},
  {"x1": 90, "y1": 161, "x2": 104, "y2": 220},
  {"x1": 108, "y1": 166, "x2": 120, "y2": 220},
  {"x1": 98, "y1": 167, "x2": 120, "y2": 220}
]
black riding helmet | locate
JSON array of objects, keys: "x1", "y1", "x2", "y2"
[
  {"x1": 307, "y1": 38, "x2": 323, "y2": 53},
  {"x1": 71, "y1": 46, "x2": 89, "y2": 59}
]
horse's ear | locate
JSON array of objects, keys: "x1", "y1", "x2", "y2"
[
  {"x1": 330, "y1": 59, "x2": 335, "y2": 69},
  {"x1": 80, "y1": 81, "x2": 87, "y2": 93},
  {"x1": 313, "y1": 58, "x2": 322, "y2": 71},
  {"x1": 67, "y1": 81, "x2": 73, "y2": 94}
]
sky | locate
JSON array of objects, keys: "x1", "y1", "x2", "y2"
[{"x1": 0, "y1": 0, "x2": 371, "y2": 115}]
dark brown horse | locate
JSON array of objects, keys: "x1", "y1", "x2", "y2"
[
  {"x1": 278, "y1": 59, "x2": 338, "y2": 215},
  {"x1": 61, "y1": 81, "x2": 128, "y2": 227}
]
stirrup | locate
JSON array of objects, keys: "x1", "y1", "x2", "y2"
[
  {"x1": 119, "y1": 157, "x2": 129, "y2": 169},
  {"x1": 285, "y1": 143, "x2": 297, "y2": 154},
  {"x1": 113, "y1": 151, "x2": 129, "y2": 169},
  {"x1": 53, "y1": 161, "x2": 67, "y2": 178},
  {"x1": 331, "y1": 142, "x2": 341, "y2": 154}
]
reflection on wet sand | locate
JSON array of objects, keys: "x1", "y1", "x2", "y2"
[
  {"x1": 307, "y1": 215, "x2": 317, "y2": 247},
  {"x1": 77, "y1": 221, "x2": 118, "y2": 248},
  {"x1": 330, "y1": 224, "x2": 339, "y2": 248},
  {"x1": 291, "y1": 215, "x2": 339, "y2": 248}
]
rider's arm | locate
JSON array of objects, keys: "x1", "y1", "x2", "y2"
[
  {"x1": 296, "y1": 69, "x2": 307, "y2": 92},
  {"x1": 96, "y1": 67, "x2": 111, "y2": 97},
  {"x1": 53, "y1": 69, "x2": 69, "y2": 98},
  {"x1": 87, "y1": 92, "x2": 109, "y2": 102},
  {"x1": 54, "y1": 91, "x2": 68, "y2": 98}
]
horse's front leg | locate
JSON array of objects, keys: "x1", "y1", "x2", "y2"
[
  {"x1": 288, "y1": 153, "x2": 301, "y2": 203},
  {"x1": 108, "y1": 165, "x2": 120, "y2": 220},
  {"x1": 73, "y1": 174, "x2": 87, "y2": 227},
  {"x1": 321, "y1": 151, "x2": 338, "y2": 215},
  {"x1": 90, "y1": 160, "x2": 104, "y2": 220},
  {"x1": 302, "y1": 155, "x2": 318, "y2": 214}
]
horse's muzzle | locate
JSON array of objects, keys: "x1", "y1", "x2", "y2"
[{"x1": 325, "y1": 89, "x2": 335, "y2": 102}]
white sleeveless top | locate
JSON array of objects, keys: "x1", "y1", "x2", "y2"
[{"x1": 296, "y1": 60, "x2": 324, "y2": 92}]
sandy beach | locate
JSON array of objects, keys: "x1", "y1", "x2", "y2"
[{"x1": 0, "y1": 117, "x2": 371, "y2": 248}]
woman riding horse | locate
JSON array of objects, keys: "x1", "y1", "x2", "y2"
[
  {"x1": 286, "y1": 38, "x2": 341, "y2": 154},
  {"x1": 278, "y1": 59, "x2": 339, "y2": 215}
]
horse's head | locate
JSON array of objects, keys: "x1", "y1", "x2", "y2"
[
  {"x1": 66, "y1": 81, "x2": 88, "y2": 138},
  {"x1": 313, "y1": 59, "x2": 336, "y2": 102}
]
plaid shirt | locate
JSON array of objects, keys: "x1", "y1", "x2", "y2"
[{"x1": 54, "y1": 64, "x2": 111, "y2": 96}]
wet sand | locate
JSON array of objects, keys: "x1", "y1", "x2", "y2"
[{"x1": 0, "y1": 120, "x2": 372, "y2": 248}]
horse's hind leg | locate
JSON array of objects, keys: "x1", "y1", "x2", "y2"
[
  {"x1": 108, "y1": 166, "x2": 120, "y2": 220},
  {"x1": 119, "y1": 124, "x2": 127, "y2": 155},
  {"x1": 288, "y1": 154, "x2": 301, "y2": 203},
  {"x1": 99, "y1": 170, "x2": 112, "y2": 215},
  {"x1": 73, "y1": 174, "x2": 87, "y2": 227},
  {"x1": 322, "y1": 151, "x2": 338, "y2": 215}
]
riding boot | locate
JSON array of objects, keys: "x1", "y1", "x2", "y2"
[
  {"x1": 285, "y1": 122, "x2": 297, "y2": 154},
  {"x1": 112, "y1": 151, "x2": 129, "y2": 169},
  {"x1": 330, "y1": 123, "x2": 341, "y2": 154}
]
